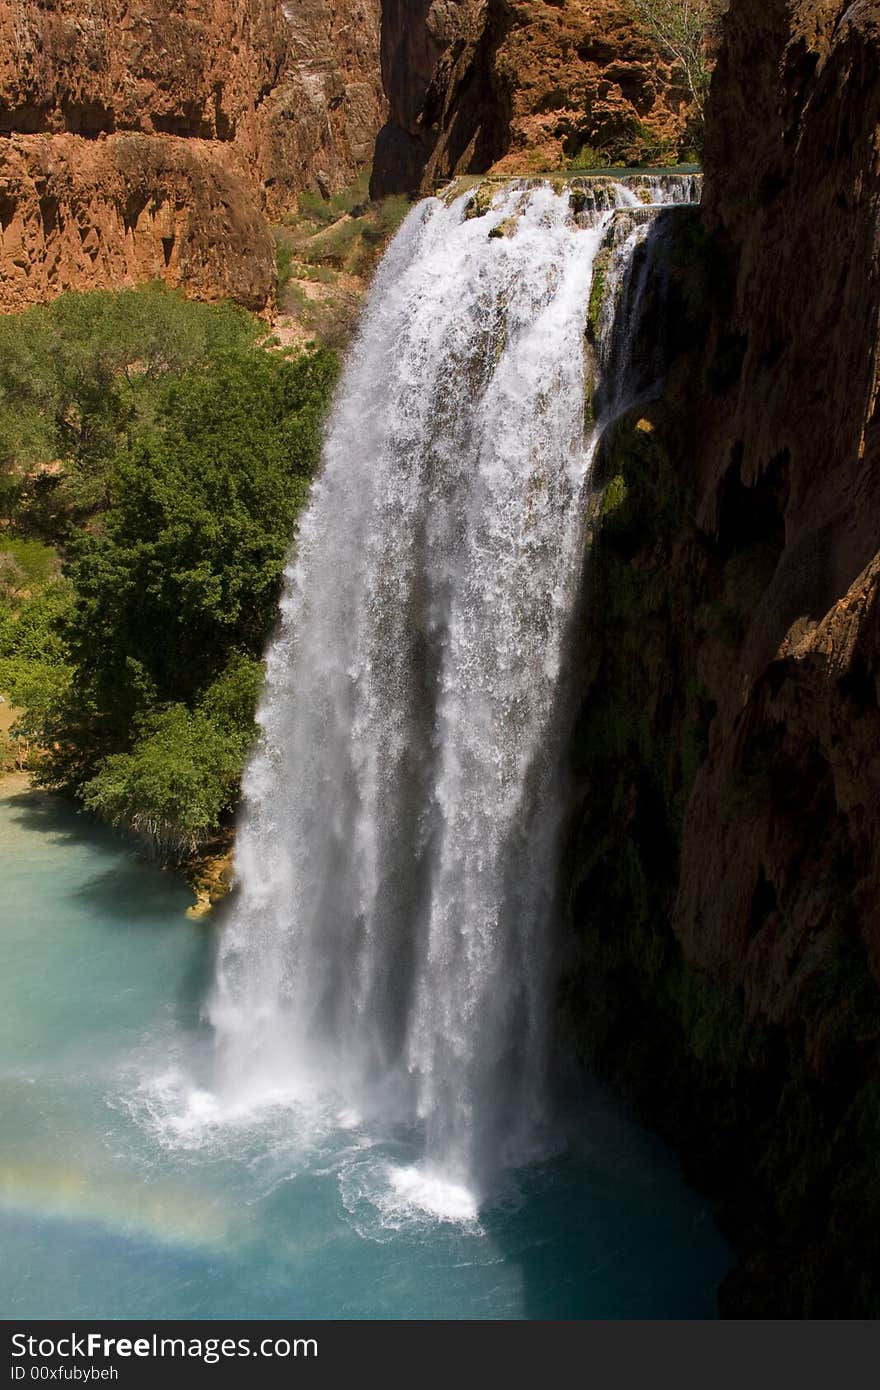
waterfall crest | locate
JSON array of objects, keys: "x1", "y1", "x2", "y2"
[{"x1": 210, "y1": 177, "x2": 698, "y2": 1208}]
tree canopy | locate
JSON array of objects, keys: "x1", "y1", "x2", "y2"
[
  {"x1": 0, "y1": 283, "x2": 262, "y2": 535},
  {"x1": 0, "y1": 286, "x2": 338, "y2": 859}
]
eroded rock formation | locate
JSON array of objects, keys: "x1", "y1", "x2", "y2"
[
  {"x1": 0, "y1": 133, "x2": 277, "y2": 311},
  {"x1": 0, "y1": 0, "x2": 385, "y2": 309},
  {"x1": 372, "y1": 0, "x2": 697, "y2": 197}
]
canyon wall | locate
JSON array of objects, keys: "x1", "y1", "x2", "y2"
[
  {"x1": 372, "y1": 0, "x2": 698, "y2": 197},
  {"x1": 0, "y1": 0, "x2": 385, "y2": 310},
  {"x1": 680, "y1": 0, "x2": 880, "y2": 1008},
  {"x1": 569, "y1": 0, "x2": 880, "y2": 1316}
]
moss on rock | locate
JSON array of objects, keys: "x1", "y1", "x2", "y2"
[
  {"x1": 586, "y1": 247, "x2": 613, "y2": 345},
  {"x1": 465, "y1": 184, "x2": 495, "y2": 220}
]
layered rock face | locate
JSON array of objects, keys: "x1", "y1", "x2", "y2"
[
  {"x1": 372, "y1": 0, "x2": 696, "y2": 197},
  {"x1": 569, "y1": 0, "x2": 880, "y2": 1315},
  {"x1": 0, "y1": 133, "x2": 277, "y2": 311},
  {"x1": 0, "y1": 0, "x2": 385, "y2": 309}
]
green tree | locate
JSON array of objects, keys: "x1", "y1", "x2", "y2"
[
  {"x1": 25, "y1": 344, "x2": 336, "y2": 855},
  {"x1": 0, "y1": 285, "x2": 337, "y2": 860},
  {"x1": 81, "y1": 703, "x2": 243, "y2": 861},
  {"x1": 0, "y1": 284, "x2": 262, "y2": 534},
  {"x1": 63, "y1": 347, "x2": 336, "y2": 735},
  {"x1": 628, "y1": 1, "x2": 726, "y2": 122}
]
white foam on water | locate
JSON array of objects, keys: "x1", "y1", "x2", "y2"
[{"x1": 386, "y1": 1165, "x2": 480, "y2": 1223}]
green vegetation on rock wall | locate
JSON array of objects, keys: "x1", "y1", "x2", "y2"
[{"x1": 273, "y1": 171, "x2": 410, "y2": 348}]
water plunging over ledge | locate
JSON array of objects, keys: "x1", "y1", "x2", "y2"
[{"x1": 202, "y1": 176, "x2": 701, "y2": 1216}]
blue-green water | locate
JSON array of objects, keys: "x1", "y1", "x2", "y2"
[{"x1": 0, "y1": 789, "x2": 731, "y2": 1319}]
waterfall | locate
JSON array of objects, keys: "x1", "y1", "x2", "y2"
[{"x1": 210, "y1": 176, "x2": 699, "y2": 1210}]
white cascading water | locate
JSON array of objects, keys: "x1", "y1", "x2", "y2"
[{"x1": 208, "y1": 177, "x2": 698, "y2": 1213}]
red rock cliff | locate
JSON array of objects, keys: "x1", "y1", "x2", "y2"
[
  {"x1": 372, "y1": 0, "x2": 699, "y2": 196},
  {"x1": 0, "y1": 0, "x2": 385, "y2": 310}
]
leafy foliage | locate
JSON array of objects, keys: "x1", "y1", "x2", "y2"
[
  {"x1": 63, "y1": 347, "x2": 336, "y2": 730},
  {"x1": 626, "y1": 0, "x2": 727, "y2": 121},
  {"x1": 79, "y1": 654, "x2": 267, "y2": 861},
  {"x1": 0, "y1": 539, "x2": 58, "y2": 598},
  {"x1": 0, "y1": 283, "x2": 261, "y2": 537},
  {"x1": 275, "y1": 239, "x2": 295, "y2": 292},
  {"x1": 0, "y1": 286, "x2": 337, "y2": 858},
  {"x1": 0, "y1": 574, "x2": 74, "y2": 759},
  {"x1": 567, "y1": 143, "x2": 612, "y2": 171},
  {"x1": 82, "y1": 701, "x2": 241, "y2": 861}
]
